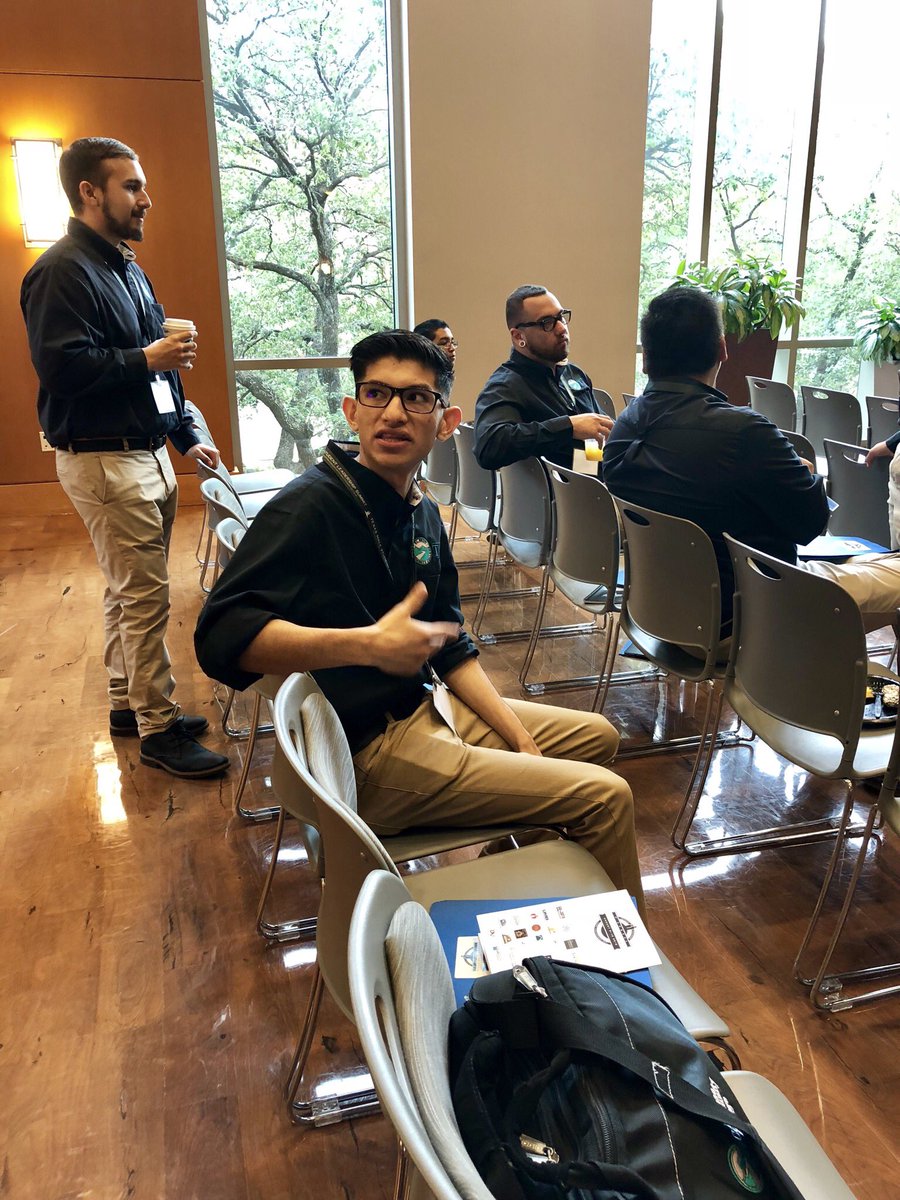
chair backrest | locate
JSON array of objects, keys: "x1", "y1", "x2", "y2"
[
  {"x1": 421, "y1": 435, "x2": 457, "y2": 507},
  {"x1": 779, "y1": 428, "x2": 817, "y2": 465},
  {"x1": 724, "y1": 534, "x2": 867, "y2": 775},
  {"x1": 198, "y1": 457, "x2": 242, "y2": 498},
  {"x1": 453, "y1": 423, "x2": 497, "y2": 533},
  {"x1": 542, "y1": 461, "x2": 620, "y2": 614},
  {"x1": 214, "y1": 517, "x2": 246, "y2": 570},
  {"x1": 199, "y1": 476, "x2": 248, "y2": 530},
  {"x1": 745, "y1": 377, "x2": 800, "y2": 431},
  {"x1": 865, "y1": 394, "x2": 900, "y2": 447},
  {"x1": 613, "y1": 498, "x2": 722, "y2": 680},
  {"x1": 823, "y1": 439, "x2": 891, "y2": 546},
  {"x1": 592, "y1": 388, "x2": 617, "y2": 419},
  {"x1": 800, "y1": 386, "x2": 862, "y2": 457},
  {"x1": 185, "y1": 400, "x2": 216, "y2": 447},
  {"x1": 273, "y1": 673, "x2": 400, "y2": 1020},
  {"x1": 496, "y1": 457, "x2": 552, "y2": 569},
  {"x1": 622, "y1": 393, "x2": 636, "y2": 407},
  {"x1": 349, "y1": 871, "x2": 492, "y2": 1200}
]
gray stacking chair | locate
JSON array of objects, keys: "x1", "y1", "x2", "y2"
[
  {"x1": 622, "y1": 393, "x2": 636, "y2": 406},
  {"x1": 212, "y1": 517, "x2": 280, "y2": 821},
  {"x1": 780, "y1": 428, "x2": 817, "y2": 465},
  {"x1": 800, "y1": 386, "x2": 862, "y2": 457},
  {"x1": 725, "y1": 534, "x2": 900, "y2": 1011},
  {"x1": 613, "y1": 498, "x2": 750, "y2": 847},
  {"x1": 198, "y1": 477, "x2": 248, "y2": 592},
  {"x1": 746, "y1": 377, "x2": 801, "y2": 431},
  {"x1": 533, "y1": 461, "x2": 625, "y2": 709},
  {"x1": 865, "y1": 394, "x2": 900, "y2": 448},
  {"x1": 272, "y1": 673, "x2": 566, "y2": 1125},
  {"x1": 273, "y1": 673, "x2": 734, "y2": 1128},
  {"x1": 823, "y1": 439, "x2": 891, "y2": 547},
  {"x1": 475, "y1": 457, "x2": 594, "y2": 690},
  {"x1": 349, "y1": 870, "x2": 856, "y2": 1200},
  {"x1": 591, "y1": 387, "x2": 617, "y2": 419},
  {"x1": 420, "y1": 435, "x2": 459, "y2": 545}
]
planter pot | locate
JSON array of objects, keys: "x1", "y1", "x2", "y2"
[
  {"x1": 717, "y1": 329, "x2": 778, "y2": 406},
  {"x1": 873, "y1": 359, "x2": 900, "y2": 399}
]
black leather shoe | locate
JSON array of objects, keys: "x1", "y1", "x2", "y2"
[
  {"x1": 140, "y1": 723, "x2": 229, "y2": 778},
  {"x1": 111, "y1": 709, "x2": 209, "y2": 739}
]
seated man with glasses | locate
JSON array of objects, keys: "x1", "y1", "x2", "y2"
[
  {"x1": 474, "y1": 284, "x2": 613, "y2": 470},
  {"x1": 414, "y1": 317, "x2": 458, "y2": 366},
  {"x1": 195, "y1": 329, "x2": 644, "y2": 914}
]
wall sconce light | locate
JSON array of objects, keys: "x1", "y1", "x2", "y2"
[{"x1": 11, "y1": 138, "x2": 70, "y2": 247}]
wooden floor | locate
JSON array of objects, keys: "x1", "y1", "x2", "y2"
[{"x1": 1, "y1": 507, "x2": 898, "y2": 1199}]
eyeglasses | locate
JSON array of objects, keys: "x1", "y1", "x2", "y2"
[
  {"x1": 515, "y1": 309, "x2": 572, "y2": 333},
  {"x1": 435, "y1": 337, "x2": 458, "y2": 349},
  {"x1": 356, "y1": 380, "x2": 447, "y2": 414}
]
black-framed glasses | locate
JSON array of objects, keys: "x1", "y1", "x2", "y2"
[
  {"x1": 356, "y1": 380, "x2": 447, "y2": 414},
  {"x1": 515, "y1": 309, "x2": 572, "y2": 333}
]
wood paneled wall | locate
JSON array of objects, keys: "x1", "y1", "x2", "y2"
[{"x1": 0, "y1": 0, "x2": 232, "y2": 515}]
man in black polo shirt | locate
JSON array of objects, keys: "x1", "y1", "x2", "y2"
[
  {"x1": 195, "y1": 330, "x2": 644, "y2": 912},
  {"x1": 20, "y1": 137, "x2": 228, "y2": 779},
  {"x1": 602, "y1": 285, "x2": 900, "y2": 635},
  {"x1": 474, "y1": 284, "x2": 613, "y2": 470}
]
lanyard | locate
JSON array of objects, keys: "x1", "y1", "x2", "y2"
[{"x1": 323, "y1": 446, "x2": 394, "y2": 575}]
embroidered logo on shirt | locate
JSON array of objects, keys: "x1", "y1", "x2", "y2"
[
  {"x1": 727, "y1": 1144, "x2": 764, "y2": 1193},
  {"x1": 413, "y1": 536, "x2": 434, "y2": 565}
]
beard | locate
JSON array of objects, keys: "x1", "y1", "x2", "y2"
[{"x1": 101, "y1": 197, "x2": 144, "y2": 242}]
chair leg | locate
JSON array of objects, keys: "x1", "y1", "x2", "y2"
[
  {"x1": 233, "y1": 691, "x2": 279, "y2": 823},
  {"x1": 518, "y1": 568, "x2": 551, "y2": 688},
  {"x1": 393, "y1": 1143, "x2": 412, "y2": 1200},
  {"x1": 794, "y1": 796, "x2": 900, "y2": 1011},
  {"x1": 198, "y1": 523, "x2": 216, "y2": 592},
  {"x1": 195, "y1": 503, "x2": 208, "y2": 563},
  {"x1": 591, "y1": 612, "x2": 622, "y2": 714},
  {"x1": 670, "y1": 681, "x2": 724, "y2": 849},
  {"x1": 471, "y1": 533, "x2": 500, "y2": 637},
  {"x1": 285, "y1": 963, "x2": 380, "y2": 1127},
  {"x1": 256, "y1": 808, "x2": 319, "y2": 943}
]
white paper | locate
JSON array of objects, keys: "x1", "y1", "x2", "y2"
[{"x1": 476, "y1": 890, "x2": 660, "y2": 976}]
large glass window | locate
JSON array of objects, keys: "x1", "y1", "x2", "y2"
[
  {"x1": 206, "y1": 0, "x2": 394, "y2": 469},
  {"x1": 639, "y1": 0, "x2": 900, "y2": 397}
]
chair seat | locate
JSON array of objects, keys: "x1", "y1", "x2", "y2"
[
  {"x1": 727, "y1": 678, "x2": 896, "y2": 779},
  {"x1": 550, "y1": 565, "x2": 621, "y2": 614},
  {"x1": 241, "y1": 491, "x2": 278, "y2": 519},
  {"x1": 723, "y1": 1072, "x2": 855, "y2": 1200},
  {"x1": 406, "y1": 838, "x2": 729, "y2": 1041},
  {"x1": 229, "y1": 469, "x2": 293, "y2": 495}
]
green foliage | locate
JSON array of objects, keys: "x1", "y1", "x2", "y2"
[
  {"x1": 855, "y1": 297, "x2": 900, "y2": 365},
  {"x1": 206, "y1": 0, "x2": 393, "y2": 467},
  {"x1": 670, "y1": 256, "x2": 805, "y2": 341}
]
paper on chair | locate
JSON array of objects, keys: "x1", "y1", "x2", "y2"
[{"x1": 476, "y1": 890, "x2": 660, "y2": 975}]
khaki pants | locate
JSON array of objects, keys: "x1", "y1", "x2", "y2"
[
  {"x1": 803, "y1": 551, "x2": 900, "y2": 632},
  {"x1": 353, "y1": 695, "x2": 644, "y2": 917},
  {"x1": 56, "y1": 447, "x2": 181, "y2": 737},
  {"x1": 888, "y1": 449, "x2": 900, "y2": 552}
]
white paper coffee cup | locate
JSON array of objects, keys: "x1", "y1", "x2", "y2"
[{"x1": 162, "y1": 318, "x2": 196, "y2": 336}]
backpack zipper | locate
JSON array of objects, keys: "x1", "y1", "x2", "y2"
[
  {"x1": 519, "y1": 1134, "x2": 560, "y2": 1164},
  {"x1": 513, "y1": 964, "x2": 548, "y2": 997}
]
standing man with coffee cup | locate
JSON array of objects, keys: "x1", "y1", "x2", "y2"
[{"x1": 20, "y1": 136, "x2": 229, "y2": 779}]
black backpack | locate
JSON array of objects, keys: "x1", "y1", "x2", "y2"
[{"x1": 449, "y1": 957, "x2": 805, "y2": 1200}]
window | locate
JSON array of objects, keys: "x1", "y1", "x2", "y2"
[
  {"x1": 205, "y1": 0, "x2": 396, "y2": 470},
  {"x1": 639, "y1": 0, "x2": 900, "y2": 396}
]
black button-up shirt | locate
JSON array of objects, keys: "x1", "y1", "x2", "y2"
[
  {"x1": 474, "y1": 348, "x2": 597, "y2": 469},
  {"x1": 20, "y1": 218, "x2": 198, "y2": 453},
  {"x1": 194, "y1": 442, "x2": 477, "y2": 753}
]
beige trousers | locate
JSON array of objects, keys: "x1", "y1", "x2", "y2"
[
  {"x1": 353, "y1": 695, "x2": 644, "y2": 917},
  {"x1": 803, "y1": 551, "x2": 900, "y2": 632},
  {"x1": 56, "y1": 447, "x2": 181, "y2": 736},
  {"x1": 888, "y1": 449, "x2": 900, "y2": 552}
]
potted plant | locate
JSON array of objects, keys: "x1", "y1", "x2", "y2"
[
  {"x1": 668, "y1": 256, "x2": 806, "y2": 403},
  {"x1": 854, "y1": 297, "x2": 900, "y2": 399}
]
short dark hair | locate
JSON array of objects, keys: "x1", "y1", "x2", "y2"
[
  {"x1": 413, "y1": 318, "x2": 451, "y2": 341},
  {"x1": 59, "y1": 137, "x2": 138, "y2": 211},
  {"x1": 349, "y1": 329, "x2": 454, "y2": 398},
  {"x1": 506, "y1": 284, "x2": 548, "y2": 329},
  {"x1": 640, "y1": 287, "x2": 724, "y2": 379}
]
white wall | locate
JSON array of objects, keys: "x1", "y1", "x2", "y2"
[{"x1": 407, "y1": 0, "x2": 652, "y2": 416}]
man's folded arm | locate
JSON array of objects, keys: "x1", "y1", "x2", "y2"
[{"x1": 474, "y1": 394, "x2": 573, "y2": 469}]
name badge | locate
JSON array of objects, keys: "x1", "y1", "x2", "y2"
[
  {"x1": 151, "y1": 376, "x2": 176, "y2": 414},
  {"x1": 428, "y1": 668, "x2": 457, "y2": 735}
]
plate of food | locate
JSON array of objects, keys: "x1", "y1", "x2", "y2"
[{"x1": 863, "y1": 677, "x2": 899, "y2": 726}]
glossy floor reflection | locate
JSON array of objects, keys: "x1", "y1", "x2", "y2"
[{"x1": 0, "y1": 509, "x2": 897, "y2": 1199}]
